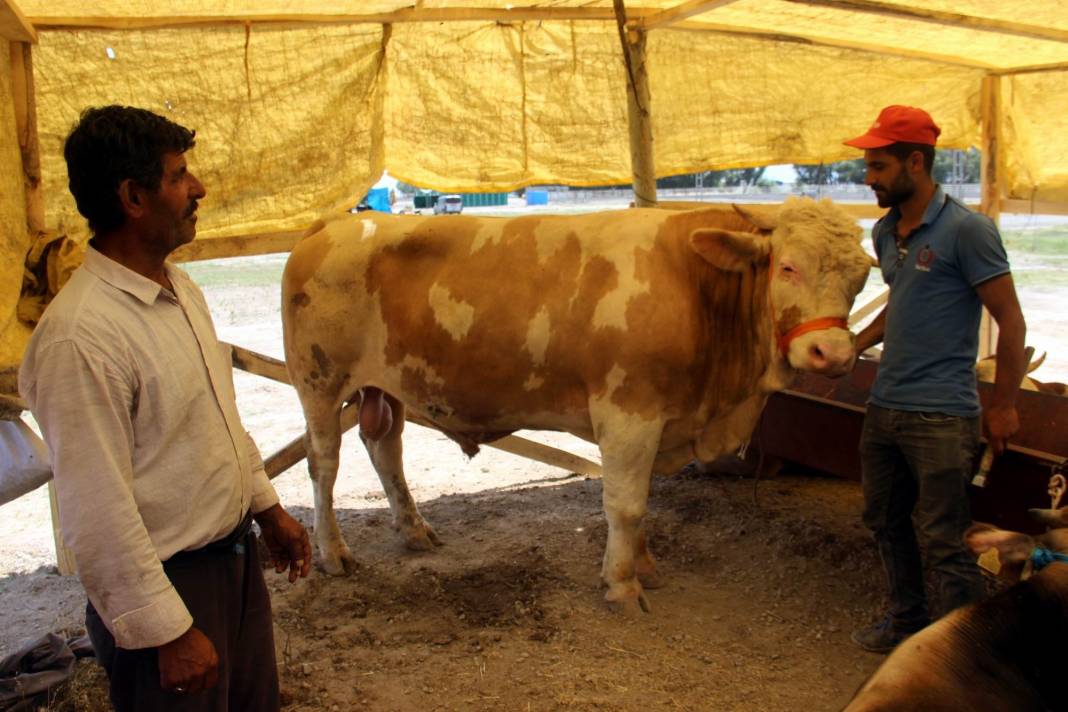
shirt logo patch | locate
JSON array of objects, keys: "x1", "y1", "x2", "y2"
[{"x1": 916, "y1": 245, "x2": 935, "y2": 272}]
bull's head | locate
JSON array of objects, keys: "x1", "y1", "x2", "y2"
[
  {"x1": 688, "y1": 198, "x2": 871, "y2": 376},
  {"x1": 966, "y1": 506, "x2": 1068, "y2": 583}
]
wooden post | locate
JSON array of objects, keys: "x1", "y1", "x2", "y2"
[
  {"x1": 978, "y1": 73, "x2": 1001, "y2": 358},
  {"x1": 613, "y1": 0, "x2": 657, "y2": 207},
  {"x1": 12, "y1": 38, "x2": 75, "y2": 574},
  {"x1": 10, "y1": 41, "x2": 43, "y2": 234}
]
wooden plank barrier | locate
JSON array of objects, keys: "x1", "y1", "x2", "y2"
[{"x1": 226, "y1": 343, "x2": 603, "y2": 479}]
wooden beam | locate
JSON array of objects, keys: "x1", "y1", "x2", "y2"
[
  {"x1": 170, "y1": 227, "x2": 305, "y2": 263},
  {"x1": 614, "y1": 1, "x2": 657, "y2": 207},
  {"x1": 1002, "y1": 199, "x2": 1068, "y2": 216},
  {"x1": 656, "y1": 199, "x2": 895, "y2": 219},
  {"x1": 229, "y1": 343, "x2": 288, "y2": 383},
  {"x1": 28, "y1": 6, "x2": 663, "y2": 31},
  {"x1": 265, "y1": 402, "x2": 359, "y2": 479},
  {"x1": 10, "y1": 41, "x2": 43, "y2": 234},
  {"x1": 27, "y1": 4, "x2": 994, "y2": 71},
  {"x1": 263, "y1": 401, "x2": 603, "y2": 480},
  {"x1": 483, "y1": 435, "x2": 601, "y2": 478},
  {"x1": 639, "y1": 0, "x2": 741, "y2": 30},
  {"x1": 978, "y1": 73, "x2": 1001, "y2": 360},
  {"x1": 996, "y1": 61, "x2": 1068, "y2": 76},
  {"x1": 786, "y1": 0, "x2": 1068, "y2": 45},
  {"x1": 9, "y1": 38, "x2": 75, "y2": 576},
  {"x1": 848, "y1": 289, "x2": 887, "y2": 327},
  {"x1": 980, "y1": 75, "x2": 1002, "y2": 223},
  {"x1": 672, "y1": 18, "x2": 996, "y2": 69},
  {"x1": 0, "y1": 391, "x2": 28, "y2": 413},
  {"x1": 0, "y1": 0, "x2": 36, "y2": 42}
]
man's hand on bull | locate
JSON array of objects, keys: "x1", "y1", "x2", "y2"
[
  {"x1": 158, "y1": 625, "x2": 219, "y2": 694},
  {"x1": 255, "y1": 503, "x2": 312, "y2": 582},
  {"x1": 983, "y1": 403, "x2": 1020, "y2": 456}
]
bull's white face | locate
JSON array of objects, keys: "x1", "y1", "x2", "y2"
[
  {"x1": 690, "y1": 197, "x2": 871, "y2": 376},
  {"x1": 769, "y1": 220, "x2": 872, "y2": 374}
]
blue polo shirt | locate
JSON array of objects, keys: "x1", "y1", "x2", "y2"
[{"x1": 870, "y1": 186, "x2": 1011, "y2": 417}]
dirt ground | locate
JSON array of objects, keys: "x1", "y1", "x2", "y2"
[
  {"x1": 4, "y1": 207, "x2": 1065, "y2": 710},
  {"x1": 2, "y1": 455, "x2": 889, "y2": 712}
]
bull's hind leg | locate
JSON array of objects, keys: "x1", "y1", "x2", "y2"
[
  {"x1": 634, "y1": 523, "x2": 663, "y2": 590},
  {"x1": 302, "y1": 399, "x2": 357, "y2": 575},
  {"x1": 592, "y1": 406, "x2": 665, "y2": 616},
  {"x1": 359, "y1": 394, "x2": 441, "y2": 551}
]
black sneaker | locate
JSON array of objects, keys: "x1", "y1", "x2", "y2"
[{"x1": 850, "y1": 616, "x2": 925, "y2": 654}]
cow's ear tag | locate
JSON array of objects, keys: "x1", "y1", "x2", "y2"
[{"x1": 690, "y1": 228, "x2": 769, "y2": 272}]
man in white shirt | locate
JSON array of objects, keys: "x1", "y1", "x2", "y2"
[{"x1": 19, "y1": 105, "x2": 311, "y2": 711}]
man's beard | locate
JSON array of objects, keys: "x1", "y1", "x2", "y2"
[{"x1": 872, "y1": 171, "x2": 915, "y2": 208}]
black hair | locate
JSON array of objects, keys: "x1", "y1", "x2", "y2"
[
  {"x1": 885, "y1": 141, "x2": 935, "y2": 175},
  {"x1": 63, "y1": 105, "x2": 196, "y2": 235}
]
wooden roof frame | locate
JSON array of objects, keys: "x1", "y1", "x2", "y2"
[
  {"x1": 7, "y1": 0, "x2": 1068, "y2": 225},
  {"x1": 17, "y1": 2, "x2": 1066, "y2": 71},
  {"x1": 787, "y1": 0, "x2": 1068, "y2": 45},
  {"x1": 0, "y1": 0, "x2": 34, "y2": 42}
]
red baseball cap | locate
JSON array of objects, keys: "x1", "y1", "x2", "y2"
[{"x1": 844, "y1": 105, "x2": 941, "y2": 148}]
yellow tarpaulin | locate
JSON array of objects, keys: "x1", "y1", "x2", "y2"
[
  {"x1": 3, "y1": 0, "x2": 1068, "y2": 373},
  {"x1": 0, "y1": 38, "x2": 30, "y2": 378}
]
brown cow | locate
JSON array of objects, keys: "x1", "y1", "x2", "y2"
[
  {"x1": 282, "y1": 199, "x2": 872, "y2": 613},
  {"x1": 844, "y1": 507, "x2": 1068, "y2": 711}
]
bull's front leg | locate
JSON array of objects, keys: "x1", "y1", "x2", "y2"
[{"x1": 593, "y1": 408, "x2": 665, "y2": 616}]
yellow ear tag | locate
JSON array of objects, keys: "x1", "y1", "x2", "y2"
[{"x1": 977, "y1": 548, "x2": 1001, "y2": 576}]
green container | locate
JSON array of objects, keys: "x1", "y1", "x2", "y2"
[{"x1": 462, "y1": 192, "x2": 508, "y2": 207}]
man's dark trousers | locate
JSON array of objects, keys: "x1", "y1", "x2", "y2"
[
  {"x1": 860, "y1": 404, "x2": 986, "y2": 627},
  {"x1": 86, "y1": 519, "x2": 279, "y2": 712}
]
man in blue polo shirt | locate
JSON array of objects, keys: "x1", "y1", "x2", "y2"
[{"x1": 845, "y1": 105, "x2": 1027, "y2": 653}]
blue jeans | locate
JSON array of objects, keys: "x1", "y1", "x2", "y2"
[{"x1": 859, "y1": 404, "x2": 985, "y2": 626}]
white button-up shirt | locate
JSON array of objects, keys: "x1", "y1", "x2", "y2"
[{"x1": 19, "y1": 247, "x2": 279, "y2": 649}]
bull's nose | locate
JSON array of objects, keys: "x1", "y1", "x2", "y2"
[{"x1": 806, "y1": 340, "x2": 856, "y2": 374}]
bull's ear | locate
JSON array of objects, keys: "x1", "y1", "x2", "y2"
[
  {"x1": 690, "y1": 228, "x2": 770, "y2": 272},
  {"x1": 965, "y1": 523, "x2": 1036, "y2": 582},
  {"x1": 732, "y1": 204, "x2": 777, "y2": 231},
  {"x1": 965, "y1": 523, "x2": 1035, "y2": 561}
]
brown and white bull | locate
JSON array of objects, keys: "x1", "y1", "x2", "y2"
[
  {"x1": 844, "y1": 508, "x2": 1068, "y2": 711},
  {"x1": 281, "y1": 199, "x2": 872, "y2": 613}
]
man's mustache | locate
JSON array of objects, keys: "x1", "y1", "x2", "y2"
[{"x1": 185, "y1": 201, "x2": 198, "y2": 217}]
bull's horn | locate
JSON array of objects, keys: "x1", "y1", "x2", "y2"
[
  {"x1": 1029, "y1": 350, "x2": 1047, "y2": 373},
  {"x1": 732, "y1": 204, "x2": 776, "y2": 231}
]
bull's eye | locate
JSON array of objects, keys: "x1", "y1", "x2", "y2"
[{"x1": 781, "y1": 264, "x2": 796, "y2": 274}]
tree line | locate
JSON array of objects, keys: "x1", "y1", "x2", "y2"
[
  {"x1": 393, "y1": 148, "x2": 980, "y2": 195},
  {"x1": 656, "y1": 148, "x2": 980, "y2": 189}
]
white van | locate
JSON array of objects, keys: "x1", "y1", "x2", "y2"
[{"x1": 433, "y1": 194, "x2": 464, "y2": 215}]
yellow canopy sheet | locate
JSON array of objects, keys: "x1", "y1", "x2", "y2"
[{"x1": 2, "y1": 0, "x2": 1068, "y2": 373}]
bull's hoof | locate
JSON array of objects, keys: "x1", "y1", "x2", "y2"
[
  {"x1": 402, "y1": 521, "x2": 442, "y2": 551},
  {"x1": 604, "y1": 579, "x2": 651, "y2": 616},
  {"x1": 605, "y1": 590, "x2": 650, "y2": 617},
  {"x1": 319, "y1": 546, "x2": 358, "y2": 576},
  {"x1": 638, "y1": 568, "x2": 664, "y2": 590}
]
